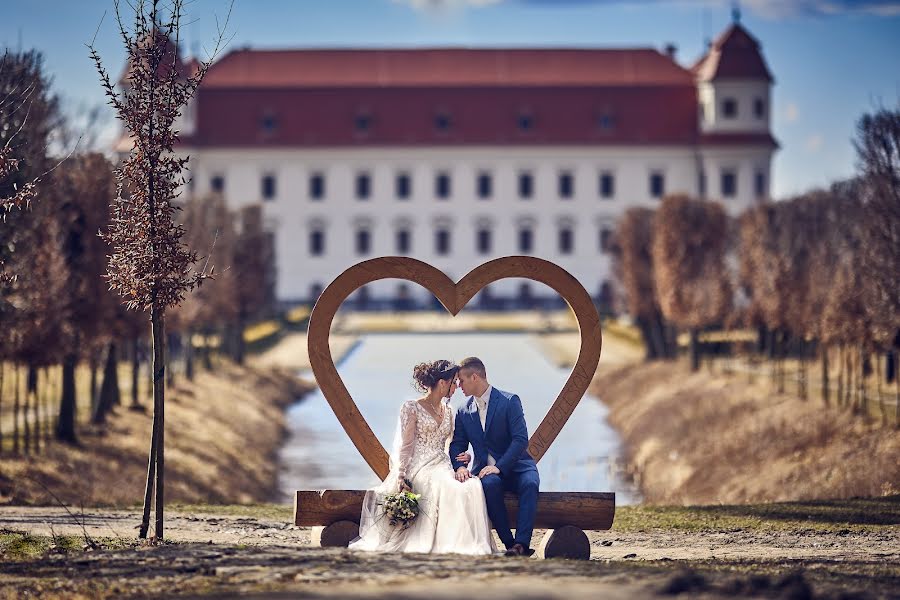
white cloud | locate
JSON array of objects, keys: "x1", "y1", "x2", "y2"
[
  {"x1": 805, "y1": 134, "x2": 824, "y2": 152},
  {"x1": 784, "y1": 102, "x2": 799, "y2": 123}
]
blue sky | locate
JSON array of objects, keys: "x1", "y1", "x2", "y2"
[{"x1": 3, "y1": 0, "x2": 899, "y2": 198}]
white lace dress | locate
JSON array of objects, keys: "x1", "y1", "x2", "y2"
[{"x1": 349, "y1": 399, "x2": 497, "y2": 554}]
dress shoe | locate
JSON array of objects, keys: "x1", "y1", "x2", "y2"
[{"x1": 504, "y1": 543, "x2": 534, "y2": 557}]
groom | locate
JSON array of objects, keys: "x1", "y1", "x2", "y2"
[{"x1": 450, "y1": 357, "x2": 540, "y2": 557}]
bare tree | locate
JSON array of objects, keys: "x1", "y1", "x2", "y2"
[
  {"x1": 89, "y1": 0, "x2": 229, "y2": 540},
  {"x1": 652, "y1": 195, "x2": 732, "y2": 371},
  {"x1": 613, "y1": 207, "x2": 676, "y2": 359}
]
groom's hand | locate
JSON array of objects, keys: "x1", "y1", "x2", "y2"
[
  {"x1": 454, "y1": 467, "x2": 471, "y2": 482},
  {"x1": 478, "y1": 465, "x2": 500, "y2": 479},
  {"x1": 455, "y1": 452, "x2": 472, "y2": 465}
]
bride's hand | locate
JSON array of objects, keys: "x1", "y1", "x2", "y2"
[{"x1": 397, "y1": 477, "x2": 412, "y2": 493}]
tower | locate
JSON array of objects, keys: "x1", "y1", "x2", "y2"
[{"x1": 693, "y1": 19, "x2": 777, "y2": 209}]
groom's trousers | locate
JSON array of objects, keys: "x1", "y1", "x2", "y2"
[{"x1": 480, "y1": 470, "x2": 540, "y2": 549}]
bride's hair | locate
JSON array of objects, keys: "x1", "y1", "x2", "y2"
[{"x1": 412, "y1": 359, "x2": 459, "y2": 393}]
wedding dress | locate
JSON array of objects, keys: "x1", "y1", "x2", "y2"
[{"x1": 349, "y1": 399, "x2": 497, "y2": 554}]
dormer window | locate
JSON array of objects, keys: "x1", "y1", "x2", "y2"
[
  {"x1": 434, "y1": 112, "x2": 451, "y2": 132},
  {"x1": 722, "y1": 98, "x2": 737, "y2": 119},
  {"x1": 517, "y1": 112, "x2": 533, "y2": 132},
  {"x1": 597, "y1": 113, "x2": 616, "y2": 131},
  {"x1": 260, "y1": 113, "x2": 278, "y2": 134},
  {"x1": 354, "y1": 112, "x2": 372, "y2": 133}
]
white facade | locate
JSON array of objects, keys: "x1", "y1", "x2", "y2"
[{"x1": 185, "y1": 143, "x2": 770, "y2": 304}]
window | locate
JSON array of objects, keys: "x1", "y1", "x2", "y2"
[
  {"x1": 558, "y1": 171, "x2": 573, "y2": 199},
  {"x1": 435, "y1": 172, "x2": 451, "y2": 199},
  {"x1": 597, "y1": 114, "x2": 615, "y2": 131},
  {"x1": 211, "y1": 175, "x2": 225, "y2": 193},
  {"x1": 261, "y1": 113, "x2": 278, "y2": 134},
  {"x1": 309, "y1": 283, "x2": 323, "y2": 302},
  {"x1": 355, "y1": 112, "x2": 371, "y2": 133},
  {"x1": 650, "y1": 172, "x2": 665, "y2": 198},
  {"x1": 435, "y1": 228, "x2": 451, "y2": 255},
  {"x1": 755, "y1": 171, "x2": 766, "y2": 198},
  {"x1": 309, "y1": 172, "x2": 325, "y2": 200},
  {"x1": 434, "y1": 112, "x2": 451, "y2": 132},
  {"x1": 599, "y1": 172, "x2": 615, "y2": 199},
  {"x1": 261, "y1": 174, "x2": 276, "y2": 201},
  {"x1": 355, "y1": 230, "x2": 371, "y2": 256},
  {"x1": 518, "y1": 172, "x2": 533, "y2": 199},
  {"x1": 396, "y1": 229, "x2": 411, "y2": 253},
  {"x1": 477, "y1": 172, "x2": 492, "y2": 199},
  {"x1": 721, "y1": 169, "x2": 737, "y2": 198},
  {"x1": 477, "y1": 228, "x2": 492, "y2": 255},
  {"x1": 517, "y1": 113, "x2": 533, "y2": 132},
  {"x1": 309, "y1": 230, "x2": 325, "y2": 256},
  {"x1": 599, "y1": 227, "x2": 612, "y2": 253},
  {"x1": 754, "y1": 98, "x2": 765, "y2": 119},
  {"x1": 396, "y1": 173, "x2": 411, "y2": 199},
  {"x1": 722, "y1": 98, "x2": 737, "y2": 118},
  {"x1": 518, "y1": 228, "x2": 533, "y2": 253},
  {"x1": 559, "y1": 227, "x2": 574, "y2": 255},
  {"x1": 356, "y1": 172, "x2": 371, "y2": 200}
]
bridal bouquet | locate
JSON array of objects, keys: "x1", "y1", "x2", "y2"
[{"x1": 380, "y1": 490, "x2": 421, "y2": 530}]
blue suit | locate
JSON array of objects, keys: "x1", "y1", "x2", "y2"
[{"x1": 450, "y1": 387, "x2": 540, "y2": 550}]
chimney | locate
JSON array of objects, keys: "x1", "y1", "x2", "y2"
[{"x1": 664, "y1": 43, "x2": 677, "y2": 60}]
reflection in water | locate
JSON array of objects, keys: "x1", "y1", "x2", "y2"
[{"x1": 277, "y1": 333, "x2": 639, "y2": 504}]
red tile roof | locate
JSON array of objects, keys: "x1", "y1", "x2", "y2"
[
  {"x1": 202, "y1": 48, "x2": 695, "y2": 88},
  {"x1": 692, "y1": 24, "x2": 773, "y2": 82},
  {"x1": 183, "y1": 85, "x2": 701, "y2": 148}
]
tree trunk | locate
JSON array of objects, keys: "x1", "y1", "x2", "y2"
[
  {"x1": 689, "y1": 329, "x2": 700, "y2": 372},
  {"x1": 56, "y1": 353, "x2": 78, "y2": 444},
  {"x1": 821, "y1": 346, "x2": 830, "y2": 407},
  {"x1": 27, "y1": 365, "x2": 38, "y2": 454},
  {"x1": 13, "y1": 364, "x2": 21, "y2": 454},
  {"x1": 138, "y1": 417, "x2": 158, "y2": 540},
  {"x1": 131, "y1": 337, "x2": 142, "y2": 410},
  {"x1": 22, "y1": 366, "x2": 31, "y2": 455},
  {"x1": 202, "y1": 330, "x2": 213, "y2": 371},
  {"x1": 89, "y1": 356, "x2": 99, "y2": 418},
  {"x1": 152, "y1": 305, "x2": 166, "y2": 540},
  {"x1": 235, "y1": 315, "x2": 246, "y2": 365},
  {"x1": 0, "y1": 362, "x2": 5, "y2": 454},
  {"x1": 93, "y1": 342, "x2": 120, "y2": 424},
  {"x1": 184, "y1": 328, "x2": 194, "y2": 381}
]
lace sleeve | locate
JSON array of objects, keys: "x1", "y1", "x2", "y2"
[{"x1": 397, "y1": 401, "x2": 417, "y2": 479}]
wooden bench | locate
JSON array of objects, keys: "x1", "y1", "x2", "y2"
[{"x1": 295, "y1": 489, "x2": 615, "y2": 560}]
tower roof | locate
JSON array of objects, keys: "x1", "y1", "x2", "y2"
[{"x1": 692, "y1": 23, "x2": 773, "y2": 82}]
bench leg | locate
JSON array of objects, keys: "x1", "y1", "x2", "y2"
[
  {"x1": 537, "y1": 525, "x2": 590, "y2": 560},
  {"x1": 311, "y1": 520, "x2": 360, "y2": 547}
]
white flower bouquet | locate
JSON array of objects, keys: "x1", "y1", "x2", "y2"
[{"x1": 380, "y1": 490, "x2": 421, "y2": 530}]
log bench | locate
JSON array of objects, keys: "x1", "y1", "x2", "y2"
[{"x1": 294, "y1": 490, "x2": 615, "y2": 560}]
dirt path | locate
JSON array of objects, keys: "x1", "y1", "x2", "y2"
[
  {"x1": 2, "y1": 506, "x2": 896, "y2": 562},
  {"x1": 1, "y1": 507, "x2": 897, "y2": 599}
]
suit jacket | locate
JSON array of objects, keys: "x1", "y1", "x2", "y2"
[{"x1": 449, "y1": 386, "x2": 538, "y2": 476}]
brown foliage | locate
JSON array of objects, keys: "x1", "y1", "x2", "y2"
[{"x1": 652, "y1": 195, "x2": 732, "y2": 329}]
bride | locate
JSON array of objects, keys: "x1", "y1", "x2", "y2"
[{"x1": 349, "y1": 359, "x2": 497, "y2": 554}]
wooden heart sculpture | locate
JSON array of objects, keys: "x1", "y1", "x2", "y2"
[{"x1": 307, "y1": 256, "x2": 602, "y2": 480}]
